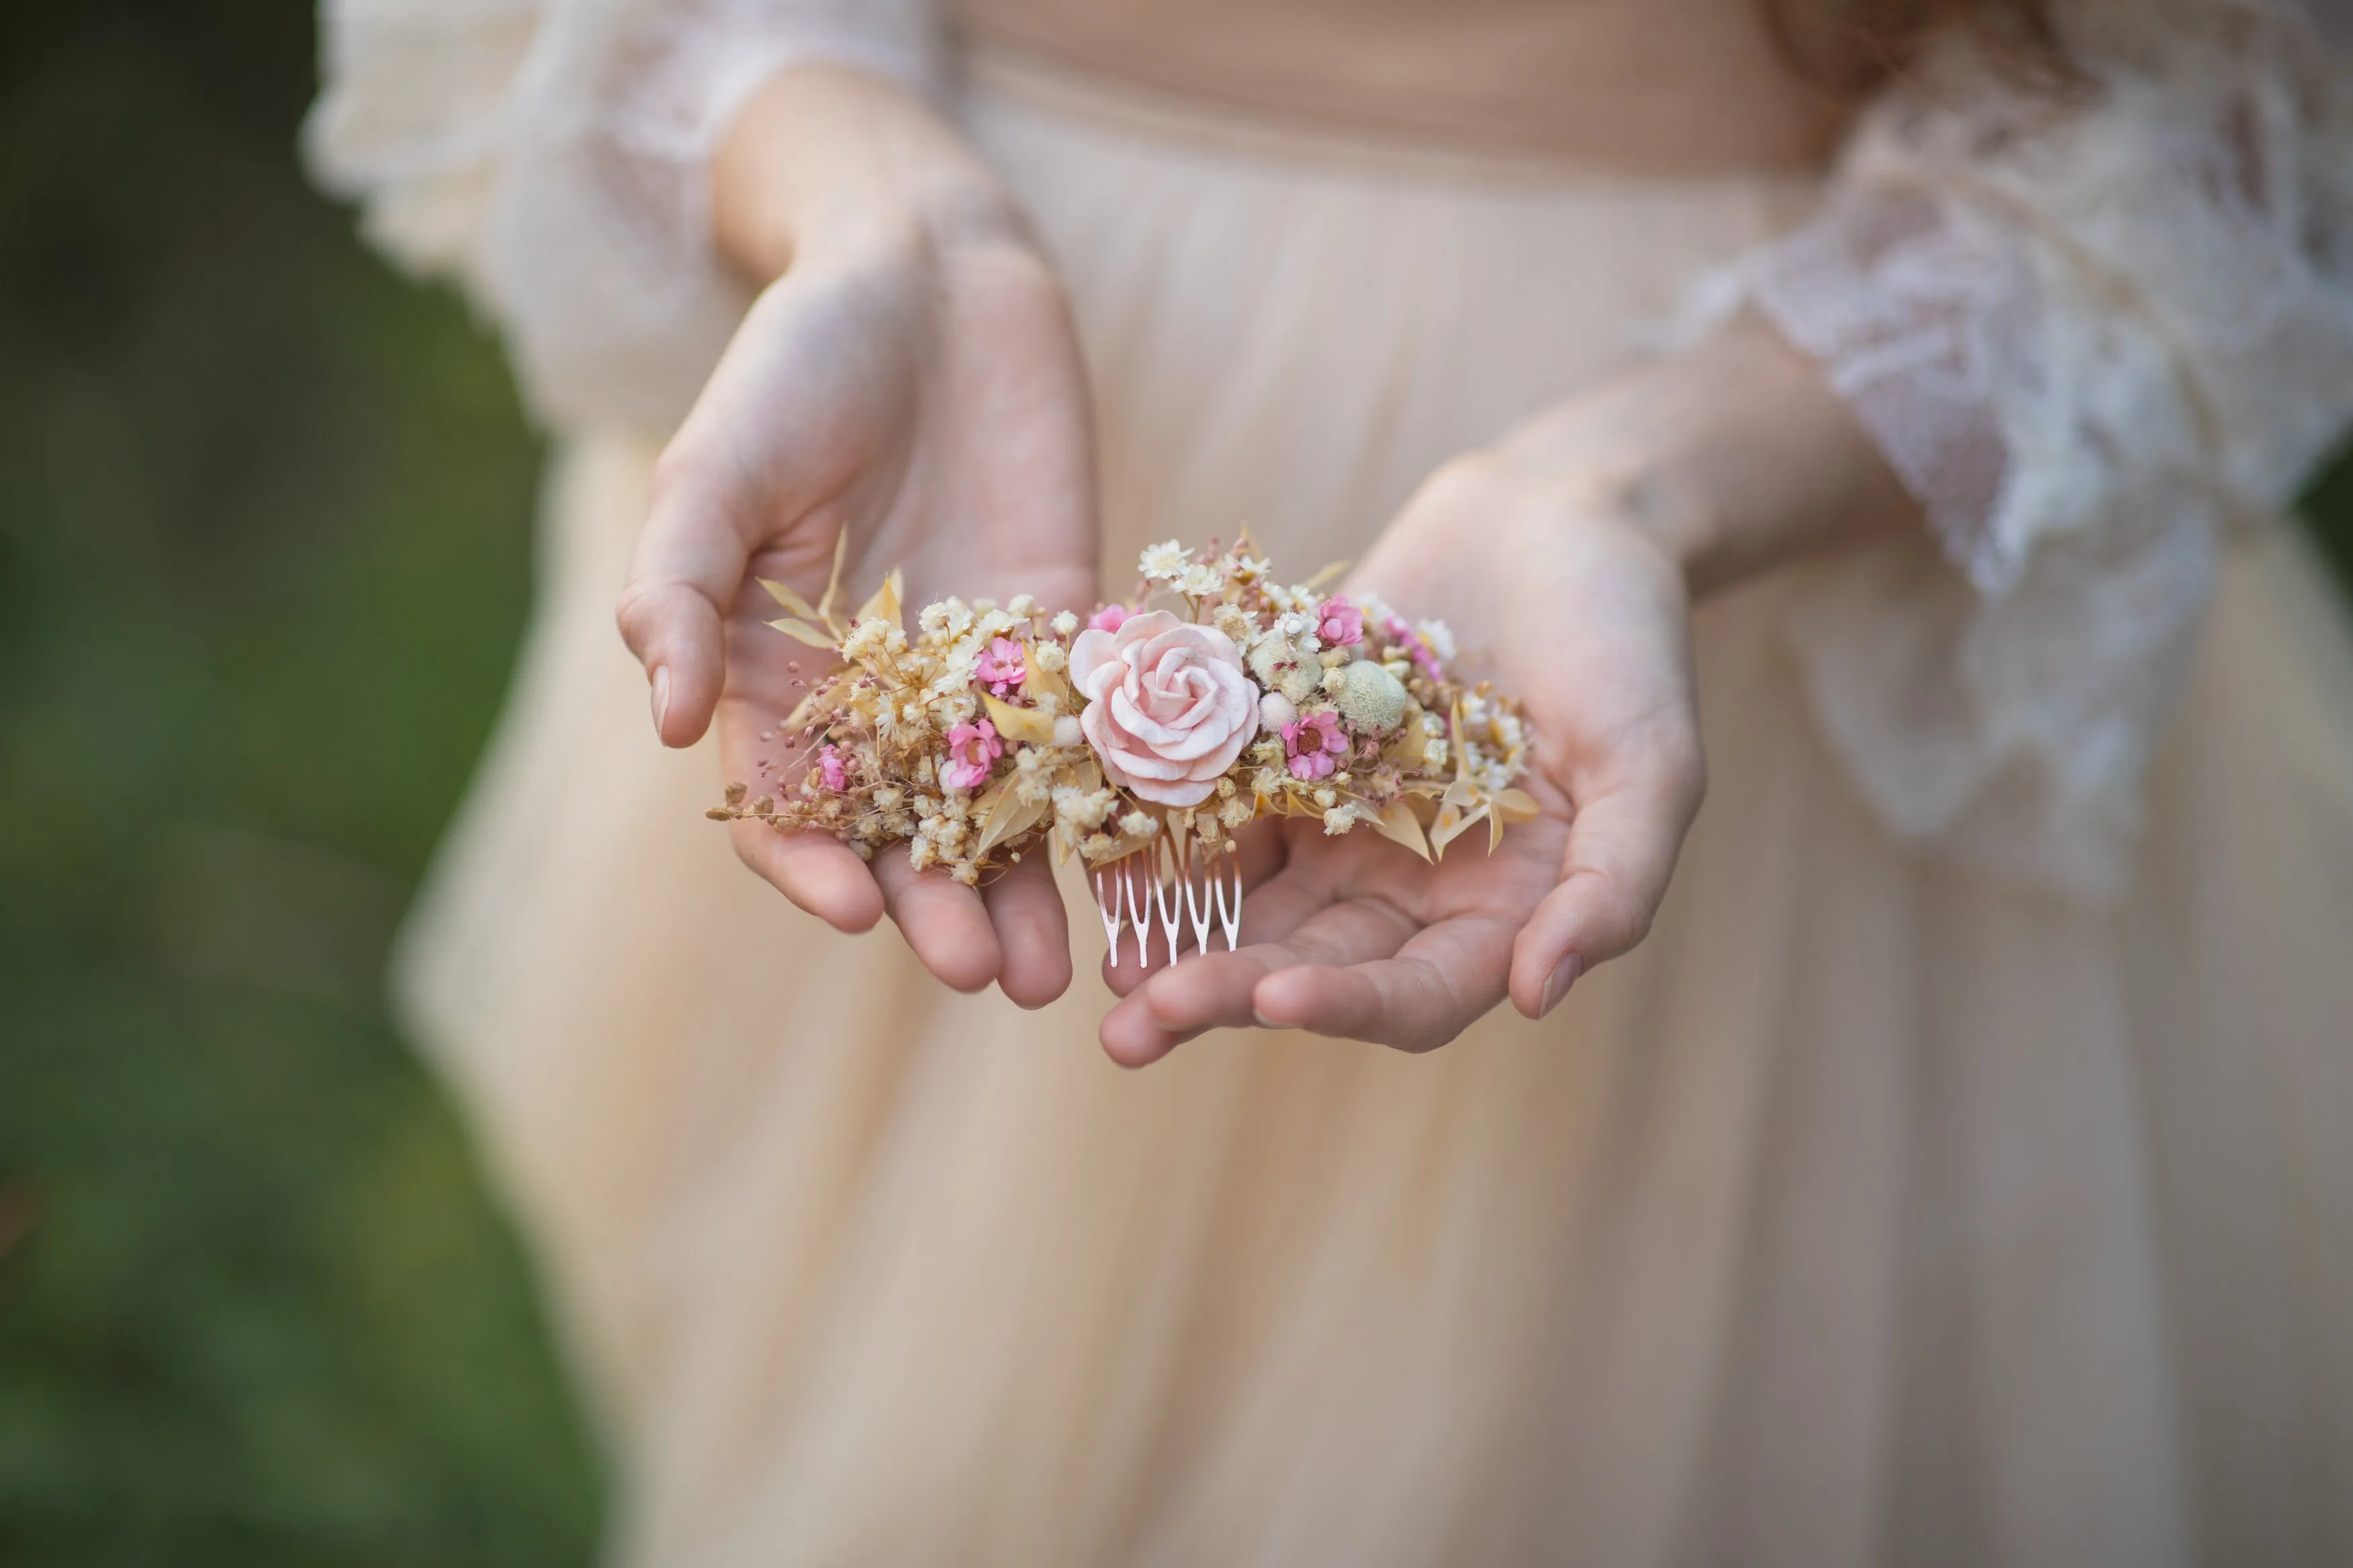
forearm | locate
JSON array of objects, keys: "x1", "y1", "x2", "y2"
[
  {"x1": 712, "y1": 65, "x2": 1027, "y2": 285},
  {"x1": 1486, "y1": 317, "x2": 1919, "y2": 597}
]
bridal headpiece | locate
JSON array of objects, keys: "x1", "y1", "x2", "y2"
[{"x1": 710, "y1": 539, "x2": 1537, "y2": 964}]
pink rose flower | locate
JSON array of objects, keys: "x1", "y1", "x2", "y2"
[
  {"x1": 975, "y1": 636, "x2": 1027, "y2": 696},
  {"x1": 1316, "y1": 597, "x2": 1365, "y2": 647},
  {"x1": 941, "y1": 720, "x2": 1002, "y2": 792},
  {"x1": 1088, "y1": 604, "x2": 1131, "y2": 634},
  {"x1": 815, "y1": 744, "x2": 849, "y2": 793},
  {"x1": 1281, "y1": 709, "x2": 1349, "y2": 781},
  {"x1": 1068, "y1": 609, "x2": 1258, "y2": 807}
]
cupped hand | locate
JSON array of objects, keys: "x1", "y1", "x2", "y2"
[
  {"x1": 616, "y1": 69, "x2": 1099, "y2": 1008},
  {"x1": 1098, "y1": 452, "x2": 1707, "y2": 1065}
]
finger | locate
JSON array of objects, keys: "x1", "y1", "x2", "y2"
[
  {"x1": 615, "y1": 278, "x2": 888, "y2": 748},
  {"x1": 1093, "y1": 825, "x2": 1291, "y2": 999},
  {"x1": 731, "y1": 820, "x2": 886, "y2": 934},
  {"x1": 1096, "y1": 1000, "x2": 1202, "y2": 1071},
  {"x1": 1509, "y1": 735, "x2": 1705, "y2": 1020},
  {"x1": 871, "y1": 848, "x2": 1003, "y2": 994},
  {"x1": 982, "y1": 854, "x2": 1072, "y2": 1009},
  {"x1": 616, "y1": 442, "x2": 761, "y2": 749},
  {"x1": 1252, "y1": 911, "x2": 1521, "y2": 1051},
  {"x1": 1122, "y1": 894, "x2": 1420, "y2": 1051}
]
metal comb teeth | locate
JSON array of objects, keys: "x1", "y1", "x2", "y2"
[{"x1": 1094, "y1": 839, "x2": 1242, "y2": 968}]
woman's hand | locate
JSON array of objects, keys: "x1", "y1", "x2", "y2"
[
  {"x1": 1096, "y1": 472, "x2": 1700, "y2": 1065},
  {"x1": 616, "y1": 68, "x2": 1098, "y2": 1008},
  {"x1": 1097, "y1": 321, "x2": 1917, "y2": 1065}
]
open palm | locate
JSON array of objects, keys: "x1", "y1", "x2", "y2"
[
  {"x1": 1099, "y1": 455, "x2": 1706, "y2": 1065},
  {"x1": 618, "y1": 225, "x2": 1100, "y2": 1007}
]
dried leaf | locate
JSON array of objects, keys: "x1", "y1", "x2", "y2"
[
  {"x1": 1302, "y1": 559, "x2": 1352, "y2": 592},
  {"x1": 767, "y1": 617, "x2": 838, "y2": 649},
  {"x1": 855, "y1": 567, "x2": 904, "y2": 635},
  {"x1": 983, "y1": 693, "x2": 1058, "y2": 746},
  {"x1": 1488, "y1": 798, "x2": 1505, "y2": 855},
  {"x1": 1429, "y1": 802, "x2": 1489, "y2": 856},
  {"x1": 816, "y1": 530, "x2": 850, "y2": 623},
  {"x1": 1024, "y1": 664, "x2": 1073, "y2": 708},
  {"x1": 975, "y1": 786, "x2": 1050, "y2": 856},
  {"x1": 1366, "y1": 794, "x2": 1432, "y2": 862},
  {"x1": 1492, "y1": 787, "x2": 1542, "y2": 823},
  {"x1": 758, "y1": 578, "x2": 820, "y2": 620}
]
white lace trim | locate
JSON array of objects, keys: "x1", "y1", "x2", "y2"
[
  {"x1": 1693, "y1": 0, "x2": 2353, "y2": 899},
  {"x1": 306, "y1": 0, "x2": 938, "y2": 433}
]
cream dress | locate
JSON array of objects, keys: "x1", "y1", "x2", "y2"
[{"x1": 307, "y1": 1, "x2": 2353, "y2": 1563}]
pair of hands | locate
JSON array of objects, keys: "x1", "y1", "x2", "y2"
[{"x1": 616, "y1": 69, "x2": 1893, "y2": 1066}]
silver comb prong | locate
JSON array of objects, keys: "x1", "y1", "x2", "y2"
[
  {"x1": 1152, "y1": 842, "x2": 1182, "y2": 967},
  {"x1": 1184, "y1": 843, "x2": 1214, "y2": 958},
  {"x1": 1215, "y1": 852, "x2": 1242, "y2": 952},
  {"x1": 1095, "y1": 862, "x2": 1125, "y2": 967}
]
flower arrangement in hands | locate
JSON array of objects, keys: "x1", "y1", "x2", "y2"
[{"x1": 707, "y1": 538, "x2": 1540, "y2": 936}]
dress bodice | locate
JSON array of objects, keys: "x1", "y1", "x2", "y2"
[{"x1": 950, "y1": 0, "x2": 1849, "y2": 172}]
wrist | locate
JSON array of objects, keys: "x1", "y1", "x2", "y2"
[
  {"x1": 1490, "y1": 318, "x2": 1919, "y2": 597},
  {"x1": 713, "y1": 65, "x2": 1027, "y2": 283}
]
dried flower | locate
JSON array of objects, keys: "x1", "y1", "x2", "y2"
[
  {"x1": 1070, "y1": 610, "x2": 1258, "y2": 808},
  {"x1": 942, "y1": 720, "x2": 1003, "y2": 792},
  {"x1": 976, "y1": 637, "x2": 1027, "y2": 696},
  {"x1": 1316, "y1": 597, "x2": 1365, "y2": 646},
  {"x1": 1334, "y1": 660, "x2": 1408, "y2": 731},
  {"x1": 816, "y1": 744, "x2": 849, "y2": 792},
  {"x1": 1282, "y1": 709, "x2": 1349, "y2": 781},
  {"x1": 712, "y1": 538, "x2": 1531, "y2": 878}
]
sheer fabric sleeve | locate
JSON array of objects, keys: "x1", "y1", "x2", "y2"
[
  {"x1": 304, "y1": 0, "x2": 940, "y2": 434},
  {"x1": 1689, "y1": 0, "x2": 2353, "y2": 897}
]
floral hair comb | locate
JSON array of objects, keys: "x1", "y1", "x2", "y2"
[{"x1": 709, "y1": 538, "x2": 1538, "y2": 965}]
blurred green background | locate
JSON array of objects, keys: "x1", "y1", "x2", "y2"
[
  {"x1": 0, "y1": 1, "x2": 598, "y2": 1564},
  {"x1": 0, "y1": 2, "x2": 2348, "y2": 1564}
]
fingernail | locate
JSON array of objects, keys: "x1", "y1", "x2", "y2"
[
  {"x1": 1539, "y1": 954, "x2": 1582, "y2": 1017},
  {"x1": 1251, "y1": 1007, "x2": 1279, "y2": 1030},
  {"x1": 649, "y1": 665, "x2": 671, "y2": 739}
]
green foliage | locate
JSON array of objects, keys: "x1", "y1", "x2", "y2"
[{"x1": 0, "y1": 2, "x2": 600, "y2": 1563}]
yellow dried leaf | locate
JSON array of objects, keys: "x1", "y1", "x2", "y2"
[
  {"x1": 1024, "y1": 663, "x2": 1073, "y2": 707},
  {"x1": 975, "y1": 788, "x2": 1050, "y2": 857},
  {"x1": 758, "y1": 577, "x2": 820, "y2": 620},
  {"x1": 1302, "y1": 559, "x2": 1352, "y2": 592},
  {"x1": 1492, "y1": 787, "x2": 1542, "y2": 823},
  {"x1": 1366, "y1": 794, "x2": 1432, "y2": 862},
  {"x1": 855, "y1": 567, "x2": 904, "y2": 634},
  {"x1": 982, "y1": 693, "x2": 1057, "y2": 746},
  {"x1": 1429, "y1": 802, "x2": 1488, "y2": 857},
  {"x1": 816, "y1": 530, "x2": 850, "y2": 622},
  {"x1": 767, "y1": 617, "x2": 838, "y2": 649}
]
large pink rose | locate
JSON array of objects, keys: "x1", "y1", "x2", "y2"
[{"x1": 1068, "y1": 610, "x2": 1257, "y2": 807}]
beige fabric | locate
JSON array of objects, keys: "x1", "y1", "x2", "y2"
[
  {"x1": 950, "y1": 0, "x2": 1847, "y2": 171},
  {"x1": 397, "y1": 67, "x2": 2353, "y2": 1568}
]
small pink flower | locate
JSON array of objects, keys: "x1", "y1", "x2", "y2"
[
  {"x1": 942, "y1": 719, "x2": 1002, "y2": 792},
  {"x1": 1385, "y1": 614, "x2": 1444, "y2": 681},
  {"x1": 1316, "y1": 597, "x2": 1365, "y2": 647},
  {"x1": 1088, "y1": 604, "x2": 1130, "y2": 634},
  {"x1": 975, "y1": 636, "x2": 1027, "y2": 696},
  {"x1": 1281, "y1": 709, "x2": 1349, "y2": 781},
  {"x1": 815, "y1": 744, "x2": 848, "y2": 793}
]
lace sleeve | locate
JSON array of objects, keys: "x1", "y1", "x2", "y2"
[
  {"x1": 1689, "y1": 0, "x2": 2353, "y2": 897},
  {"x1": 304, "y1": 0, "x2": 941, "y2": 434}
]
